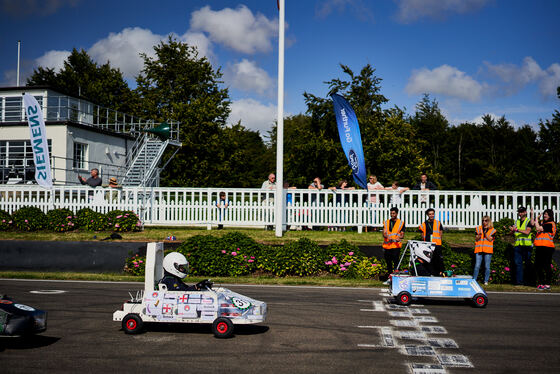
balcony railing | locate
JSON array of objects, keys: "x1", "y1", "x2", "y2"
[
  {"x1": 0, "y1": 94, "x2": 180, "y2": 142},
  {"x1": 0, "y1": 186, "x2": 558, "y2": 230}
]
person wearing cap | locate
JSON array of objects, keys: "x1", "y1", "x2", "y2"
[{"x1": 509, "y1": 206, "x2": 533, "y2": 285}]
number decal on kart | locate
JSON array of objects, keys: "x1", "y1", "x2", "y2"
[
  {"x1": 231, "y1": 297, "x2": 252, "y2": 310},
  {"x1": 14, "y1": 304, "x2": 35, "y2": 311}
]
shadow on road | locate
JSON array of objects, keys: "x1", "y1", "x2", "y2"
[
  {"x1": 0, "y1": 335, "x2": 60, "y2": 352},
  {"x1": 136, "y1": 322, "x2": 269, "y2": 337}
]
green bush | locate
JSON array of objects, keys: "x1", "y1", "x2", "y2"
[
  {"x1": 12, "y1": 206, "x2": 47, "y2": 231},
  {"x1": 76, "y1": 208, "x2": 109, "y2": 231},
  {"x1": 178, "y1": 232, "x2": 262, "y2": 277},
  {"x1": 106, "y1": 210, "x2": 142, "y2": 232},
  {"x1": 46, "y1": 208, "x2": 76, "y2": 232},
  {"x1": 495, "y1": 217, "x2": 514, "y2": 239},
  {"x1": 322, "y1": 240, "x2": 383, "y2": 279},
  {"x1": 124, "y1": 253, "x2": 146, "y2": 276},
  {"x1": 0, "y1": 210, "x2": 12, "y2": 231},
  {"x1": 261, "y1": 238, "x2": 325, "y2": 276}
]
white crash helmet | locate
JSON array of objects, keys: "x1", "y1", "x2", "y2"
[
  {"x1": 163, "y1": 252, "x2": 189, "y2": 279},
  {"x1": 412, "y1": 241, "x2": 435, "y2": 263}
]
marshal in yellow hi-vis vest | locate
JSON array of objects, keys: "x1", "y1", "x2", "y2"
[{"x1": 514, "y1": 217, "x2": 532, "y2": 247}]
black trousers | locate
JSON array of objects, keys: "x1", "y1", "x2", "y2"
[
  {"x1": 535, "y1": 246, "x2": 554, "y2": 285},
  {"x1": 384, "y1": 248, "x2": 401, "y2": 273},
  {"x1": 430, "y1": 245, "x2": 444, "y2": 275}
]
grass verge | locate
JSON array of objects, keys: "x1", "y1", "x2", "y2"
[{"x1": 1, "y1": 271, "x2": 557, "y2": 292}]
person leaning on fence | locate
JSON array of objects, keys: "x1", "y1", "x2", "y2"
[
  {"x1": 105, "y1": 177, "x2": 121, "y2": 201},
  {"x1": 78, "y1": 168, "x2": 102, "y2": 187},
  {"x1": 418, "y1": 208, "x2": 444, "y2": 276},
  {"x1": 383, "y1": 207, "x2": 405, "y2": 277},
  {"x1": 473, "y1": 216, "x2": 496, "y2": 285},
  {"x1": 215, "y1": 191, "x2": 229, "y2": 230},
  {"x1": 532, "y1": 208, "x2": 556, "y2": 290},
  {"x1": 509, "y1": 206, "x2": 533, "y2": 286}
]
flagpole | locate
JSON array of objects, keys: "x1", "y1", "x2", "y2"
[
  {"x1": 275, "y1": 0, "x2": 285, "y2": 237},
  {"x1": 16, "y1": 41, "x2": 21, "y2": 87}
]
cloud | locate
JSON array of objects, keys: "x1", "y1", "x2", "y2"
[
  {"x1": 88, "y1": 27, "x2": 163, "y2": 79},
  {"x1": 181, "y1": 31, "x2": 213, "y2": 61},
  {"x1": 228, "y1": 98, "x2": 278, "y2": 134},
  {"x1": 406, "y1": 64, "x2": 485, "y2": 101},
  {"x1": 189, "y1": 5, "x2": 278, "y2": 54},
  {"x1": 395, "y1": 0, "x2": 490, "y2": 23},
  {"x1": 315, "y1": 0, "x2": 375, "y2": 22},
  {"x1": 36, "y1": 50, "x2": 71, "y2": 71},
  {"x1": 485, "y1": 57, "x2": 560, "y2": 99},
  {"x1": 225, "y1": 59, "x2": 274, "y2": 96},
  {"x1": 1, "y1": 0, "x2": 81, "y2": 17}
]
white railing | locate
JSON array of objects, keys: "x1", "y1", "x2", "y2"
[{"x1": 0, "y1": 185, "x2": 558, "y2": 230}]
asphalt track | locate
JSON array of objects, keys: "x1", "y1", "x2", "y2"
[{"x1": 1, "y1": 279, "x2": 559, "y2": 374}]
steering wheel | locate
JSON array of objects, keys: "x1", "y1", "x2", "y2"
[{"x1": 196, "y1": 279, "x2": 213, "y2": 290}]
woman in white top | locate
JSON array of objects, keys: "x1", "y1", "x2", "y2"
[
  {"x1": 367, "y1": 175, "x2": 384, "y2": 204},
  {"x1": 386, "y1": 181, "x2": 409, "y2": 205}
]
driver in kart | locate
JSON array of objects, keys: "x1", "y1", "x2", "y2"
[{"x1": 160, "y1": 252, "x2": 201, "y2": 291}]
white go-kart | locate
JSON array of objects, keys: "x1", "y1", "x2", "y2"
[{"x1": 113, "y1": 243, "x2": 267, "y2": 338}]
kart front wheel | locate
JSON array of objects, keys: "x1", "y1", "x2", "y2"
[
  {"x1": 472, "y1": 293, "x2": 488, "y2": 308},
  {"x1": 396, "y1": 291, "x2": 412, "y2": 306},
  {"x1": 212, "y1": 317, "x2": 234, "y2": 339},
  {"x1": 122, "y1": 313, "x2": 144, "y2": 334}
]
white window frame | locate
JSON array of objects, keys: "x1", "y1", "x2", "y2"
[{"x1": 73, "y1": 142, "x2": 88, "y2": 170}]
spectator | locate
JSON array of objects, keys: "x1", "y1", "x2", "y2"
[
  {"x1": 215, "y1": 191, "x2": 229, "y2": 230},
  {"x1": 78, "y1": 168, "x2": 102, "y2": 187},
  {"x1": 308, "y1": 177, "x2": 324, "y2": 190},
  {"x1": 413, "y1": 174, "x2": 437, "y2": 204},
  {"x1": 284, "y1": 182, "x2": 296, "y2": 206},
  {"x1": 509, "y1": 206, "x2": 533, "y2": 286},
  {"x1": 418, "y1": 208, "x2": 444, "y2": 276},
  {"x1": 105, "y1": 177, "x2": 121, "y2": 201},
  {"x1": 385, "y1": 181, "x2": 409, "y2": 205},
  {"x1": 330, "y1": 179, "x2": 355, "y2": 205},
  {"x1": 533, "y1": 209, "x2": 556, "y2": 290},
  {"x1": 261, "y1": 173, "x2": 276, "y2": 190},
  {"x1": 383, "y1": 207, "x2": 405, "y2": 280},
  {"x1": 367, "y1": 175, "x2": 384, "y2": 204},
  {"x1": 473, "y1": 215, "x2": 496, "y2": 285}
]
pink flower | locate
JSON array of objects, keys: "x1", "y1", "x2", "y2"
[
  {"x1": 325, "y1": 261, "x2": 333, "y2": 265},
  {"x1": 25, "y1": 219, "x2": 28, "y2": 223},
  {"x1": 492, "y1": 270, "x2": 496, "y2": 273},
  {"x1": 344, "y1": 262, "x2": 351, "y2": 267},
  {"x1": 504, "y1": 267, "x2": 510, "y2": 271},
  {"x1": 237, "y1": 247, "x2": 240, "y2": 250},
  {"x1": 8, "y1": 221, "x2": 12, "y2": 224},
  {"x1": 340, "y1": 267, "x2": 347, "y2": 271},
  {"x1": 67, "y1": 216, "x2": 72, "y2": 219},
  {"x1": 332, "y1": 257, "x2": 338, "y2": 264},
  {"x1": 61, "y1": 224, "x2": 65, "y2": 227},
  {"x1": 501, "y1": 271, "x2": 504, "y2": 274},
  {"x1": 221, "y1": 250, "x2": 226, "y2": 254},
  {"x1": 231, "y1": 252, "x2": 237, "y2": 256},
  {"x1": 451, "y1": 264, "x2": 456, "y2": 268},
  {"x1": 134, "y1": 264, "x2": 139, "y2": 268},
  {"x1": 348, "y1": 252, "x2": 354, "y2": 256},
  {"x1": 116, "y1": 215, "x2": 123, "y2": 219},
  {"x1": 244, "y1": 255, "x2": 247, "y2": 258},
  {"x1": 372, "y1": 263, "x2": 378, "y2": 267},
  {"x1": 248, "y1": 259, "x2": 254, "y2": 263},
  {"x1": 139, "y1": 260, "x2": 143, "y2": 263},
  {"x1": 115, "y1": 224, "x2": 120, "y2": 228},
  {"x1": 133, "y1": 261, "x2": 137, "y2": 265},
  {"x1": 251, "y1": 256, "x2": 255, "y2": 259}
]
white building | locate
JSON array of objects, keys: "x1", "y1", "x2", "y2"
[{"x1": 0, "y1": 86, "x2": 180, "y2": 186}]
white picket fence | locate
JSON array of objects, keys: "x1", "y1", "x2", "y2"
[{"x1": 0, "y1": 185, "x2": 558, "y2": 231}]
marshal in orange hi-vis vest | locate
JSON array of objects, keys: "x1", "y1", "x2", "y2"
[
  {"x1": 474, "y1": 226, "x2": 496, "y2": 254},
  {"x1": 418, "y1": 220, "x2": 442, "y2": 245},
  {"x1": 534, "y1": 222, "x2": 557, "y2": 248},
  {"x1": 383, "y1": 219, "x2": 404, "y2": 249}
]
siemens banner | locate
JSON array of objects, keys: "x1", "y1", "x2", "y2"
[
  {"x1": 330, "y1": 93, "x2": 367, "y2": 189},
  {"x1": 23, "y1": 93, "x2": 53, "y2": 188}
]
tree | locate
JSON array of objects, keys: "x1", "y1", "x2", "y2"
[
  {"x1": 27, "y1": 48, "x2": 136, "y2": 113},
  {"x1": 135, "y1": 36, "x2": 231, "y2": 187}
]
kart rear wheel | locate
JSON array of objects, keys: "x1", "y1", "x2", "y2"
[
  {"x1": 122, "y1": 313, "x2": 144, "y2": 334},
  {"x1": 472, "y1": 293, "x2": 488, "y2": 308},
  {"x1": 212, "y1": 317, "x2": 234, "y2": 339},
  {"x1": 396, "y1": 291, "x2": 412, "y2": 306}
]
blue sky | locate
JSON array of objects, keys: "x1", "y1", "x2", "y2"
[{"x1": 1, "y1": 0, "x2": 559, "y2": 134}]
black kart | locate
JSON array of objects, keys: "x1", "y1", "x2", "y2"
[{"x1": 0, "y1": 295, "x2": 47, "y2": 337}]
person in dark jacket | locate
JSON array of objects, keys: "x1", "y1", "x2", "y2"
[
  {"x1": 159, "y1": 252, "x2": 199, "y2": 291},
  {"x1": 412, "y1": 174, "x2": 437, "y2": 191}
]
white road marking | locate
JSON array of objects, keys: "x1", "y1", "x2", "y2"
[{"x1": 29, "y1": 290, "x2": 67, "y2": 294}]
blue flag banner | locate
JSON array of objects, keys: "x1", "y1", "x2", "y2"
[{"x1": 330, "y1": 93, "x2": 367, "y2": 189}]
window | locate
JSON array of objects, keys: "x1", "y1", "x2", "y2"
[
  {"x1": 4, "y1": 97, "x2": 22, "y2": 122},
  {"x1": 0, "y1": 139, "x2": 52, "y2": 183},
  {"x1": 73, "y1": 142, "x2": 88, "y2": 169}
]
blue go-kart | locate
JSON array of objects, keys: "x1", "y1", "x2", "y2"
[{"x1": 389, "y1": 240, "x2": 488, "y2": 308}]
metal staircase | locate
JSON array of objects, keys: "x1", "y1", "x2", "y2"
[{"x1": 122, "y1": 134, "x2": 170, "y2": 187}]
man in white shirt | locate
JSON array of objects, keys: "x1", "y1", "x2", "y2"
[
  {"x1": 386, "y1": 181, "x2": 409, "y2": 205},
  {"x1": 261, "y1": 173, "x2": 276, "y2": 190}
]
